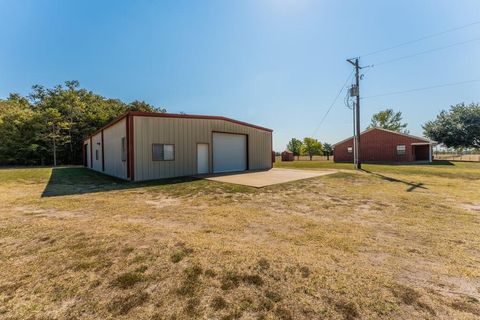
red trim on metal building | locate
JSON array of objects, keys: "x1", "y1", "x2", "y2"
[
  {"x1": 85, "y1": 111, "x2": 272, "y2": 141},
  {"x1": 83, "y1": 111, "x2": 273, "y2": 181},
  {"x1": 89, "y1": 137, "x2": 93, "y2": 168},
  {"x1": 101, "y1": 130, "x2": 105, "y2": 172},
  {"x1": 128, "y1": 114, "x2": 135, "y2": 181},
  {"x1": 127, "y1": 112, "x2": 273, "y2": 132},
  {"x1": 126, "y1": 115, "x2": 130, "y2": 179}
]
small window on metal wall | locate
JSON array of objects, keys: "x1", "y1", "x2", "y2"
[
  {"x1": 396, "y1": 144, "x2": 406, "y2": 155},
  {"x1": 152, "y1": 144, "x2": 175, "y2": 161},
  {"x1": 95, "y1": 149, "x2": 99, "y2": 161},
  {"x1": 121, "y1": 137, "x2": 127, "y2": 161},
  {"x1": 347, "y1": 146, "x2": 353, "y2": 154}
]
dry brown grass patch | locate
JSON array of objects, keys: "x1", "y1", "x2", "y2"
[{"x1": 1, "y1": 164, "x2": 479, "y2": 319}]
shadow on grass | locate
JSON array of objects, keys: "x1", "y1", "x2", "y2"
[
  {"x1": 361, "y1": 169, "x2": 428, "y2": 192},
  {"x1": 41, "y1": 167, "x2": 200, "y2": 197},
  {"x1": 357, "y1": 160, "x2": 454, "y2": 166},
  {"x1": 430, "y1": 160, "x2": 455, "y2": 166}
]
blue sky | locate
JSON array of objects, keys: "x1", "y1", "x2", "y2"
[{"x1": 1, "y1": 0, "x2": 479, "y2": 150}]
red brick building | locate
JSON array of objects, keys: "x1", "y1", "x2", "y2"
[{"x1": 333, "y1": 128, "x2": 435, "y2": 163}]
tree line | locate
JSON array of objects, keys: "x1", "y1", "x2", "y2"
[
  {"x1": 0, "y1": 81, "x2": 165, "y2": 166},
  {"x1": 286, "y1": 138, "x2": 332, "y2": 160},
  {"x1": 1, "y1": 80, "x2": 478, "y2": 166}
]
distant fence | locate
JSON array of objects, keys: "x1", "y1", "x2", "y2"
[
  {"x1": 434, "y1": 154, "x2": 480, "y2": 162},
  {"x1": 274, "y1": 154, "x2": 480, "y2": 162},
  {"x1": 275, "y1": 155, "x2": 333, "y2": 162}
]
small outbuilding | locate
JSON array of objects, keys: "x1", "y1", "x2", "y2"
[
  {"x1": 333, "y1": 127, "x2": 436, "y2": 163},
  {"x1": 281, "y1": 150, "x2": 294, "y2": 161},
  {"x1": 83, "y1": 111, "x2": 273, "y2": 181}
]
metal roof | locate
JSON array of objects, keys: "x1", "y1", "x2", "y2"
[
  {"x1": 84, "y1": 111, "x2": 273, "y2": 141},
  {"x1": 332, "y1": 127, "x2": 436, "y2": 146}
]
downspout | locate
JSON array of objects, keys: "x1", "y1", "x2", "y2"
[
  {"x1": 90, "y1": 137, "x2": 93, "y2": 168},
  {"x1": 101, "y1": 130, "x2": 105, "y2": 172},
  {"x1": 126, "y1": 115, "x2": 130, "y2": 180},
  {"x1": 125, "y1": 113, "x2": 135, "y2": 181},
  {"x1": 129, "y1": 114, "x2": 135, "y2": 181}
]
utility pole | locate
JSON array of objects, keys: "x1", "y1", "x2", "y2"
[{"x1": 347, "y1": 57, "x2": 362, "y2": 169}]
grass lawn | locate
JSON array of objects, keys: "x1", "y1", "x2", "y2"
[{"x1": 0, "y1": 161, "x2": 479, "y2": 319}]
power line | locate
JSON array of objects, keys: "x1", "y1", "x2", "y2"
[
  {"x1": 359, "y1": 20, "x2": 480, "y2": 58},
  {"x1": 362, "y1": 79, "x2": 480, "y2": 99},
  {"x1": 311, "y1": 70, "x2": 354, "y2": 136},
  {"x1": 344, "y1": 85, "x2": 353, "y2": 110},
  {"x1": 372, "y1": 37, "x2": 480, "y2": 67}
]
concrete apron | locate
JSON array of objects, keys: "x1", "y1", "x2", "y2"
[{"x1": 200, "y1": 168, "x2": 337, "y2": 188}]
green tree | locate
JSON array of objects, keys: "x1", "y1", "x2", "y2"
[
  {"x1": 323, "y1": 143, "x2": 333, "y2": 160},
  {"x1": 368, "y1": 108, "x2": 408, "y2": 133},
  {"x1": 0, "y1": 80, "x2": 166, "y2": 165},
  {"x1": 423, "y1": 103, "x2": 480, "y2": 149},
  {"x1": 302, "y1": 137, "x2": 323, "y2": 161},
  {"x1": 36, "y1": 108, "x2": 71, "y2": 166},
  {"x1": 286, "y1": 138, "x2": 303, "y2": 160},
  {"x1": 128, "y1": 100, "x2": 166, "y2": 113},
  {"x1": 0, "y1": 98, "x2": 37, "y2": 164}
]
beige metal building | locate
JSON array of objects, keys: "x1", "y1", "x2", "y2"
[{"x1": 83, "y1": 111, "x2": 273, "y2": 181}]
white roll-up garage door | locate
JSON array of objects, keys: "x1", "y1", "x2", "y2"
[{"x1": 212, "y1": 132, "x2": 247, "y2": 173}]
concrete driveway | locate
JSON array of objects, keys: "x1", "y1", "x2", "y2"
[{"x1": 203, "y1": 168, "x2": 337, "y2": 187}]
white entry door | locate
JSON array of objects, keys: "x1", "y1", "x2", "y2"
[
  {"x1": 212, "y1": 132, "x2": 247, "y2": 173},
  {"x1": 197, "y1": 143, "x2": 209, "y2": 174}
]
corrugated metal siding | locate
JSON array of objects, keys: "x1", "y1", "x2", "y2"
[
  {"x1": 91, "y1": 133, "x2": 103, "y2": 172},
  {"x1": 133, "y1": 116, "x2": 272, "y2": 181},
  {"x1": 334, "y1": 128, "x2": 428, "y2": 163},
  {"x1": 103, "y1": 118, "x2": 127, "y2": 179}
]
